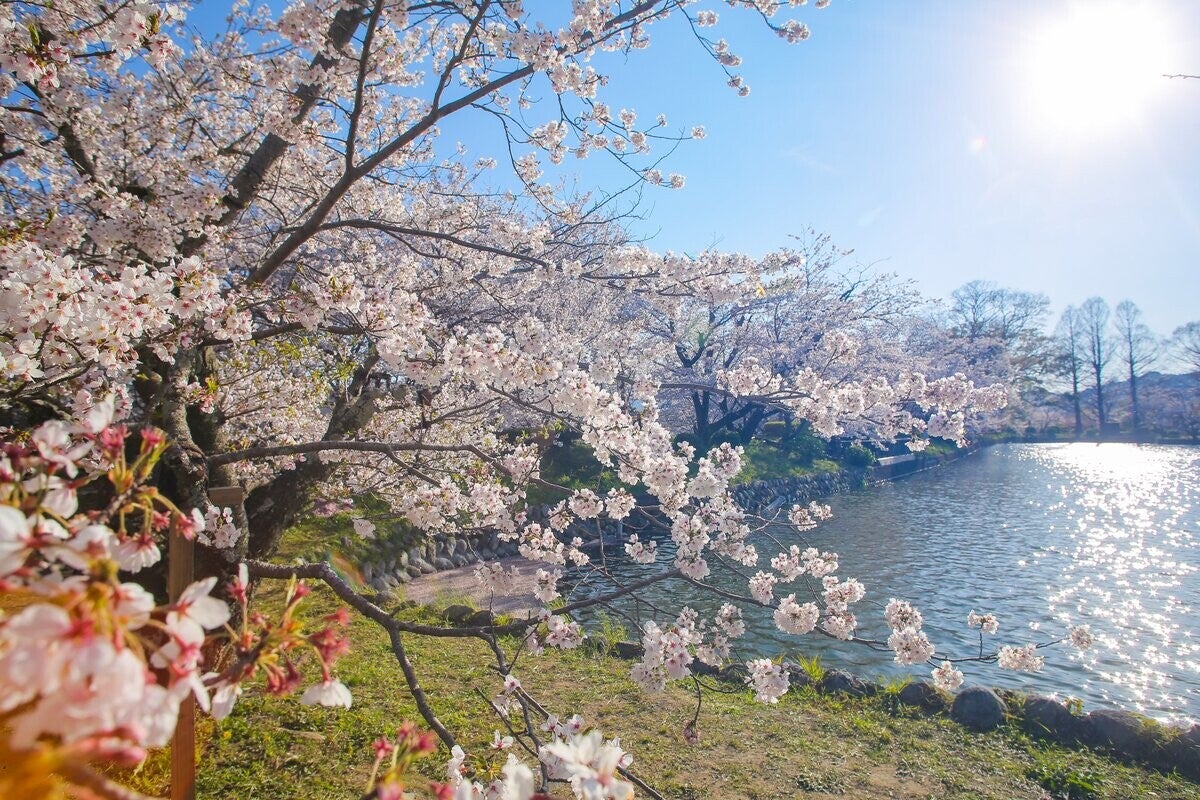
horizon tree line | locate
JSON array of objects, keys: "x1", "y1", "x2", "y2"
[{"x1": 939, "y1": 281, "x2": 1198, "y2": 439}]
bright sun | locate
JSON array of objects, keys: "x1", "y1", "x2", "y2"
[{"x1": 1020, "y1": 3, "x2": 1177, "y2": 139}]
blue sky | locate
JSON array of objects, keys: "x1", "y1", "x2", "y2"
[
  {"x1": 570, "y1": 0, "x2": 1200, "y2": 336},
  {"x1": 191, "y1": 1, "x2": 1199, "y2": 335}
]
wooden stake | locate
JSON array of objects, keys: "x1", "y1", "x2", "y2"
[{"x1": 168, "y1": 528, "x2": 196, "y2": 800}]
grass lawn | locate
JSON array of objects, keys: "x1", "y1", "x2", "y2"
[{"x1": 178, "y1": 580, "x2": 1200, "y2": 800}]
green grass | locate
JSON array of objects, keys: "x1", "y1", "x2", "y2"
[
  {"x1": 529, "y1": 431, "x2": 850, "y2": 503},
  {"x1": 188, "y1": 578, "x2": 1200, "y2": 800},
  {"x1": 526, "y1": 438, "x2": 628, "y2": 506},
  {"x1": 732, "y1": 441, "x2": 840, "y2": 485},
  {"x1": 920, "y1": 438, "x2": 961, "y2": 457}
]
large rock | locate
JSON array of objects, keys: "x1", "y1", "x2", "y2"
[
  {"x1": 465, "y1": 609, "x2": 498, "y2": 628},
  {"x1": 780, "y1": 662, "x2": 814, "y2": 690},
  {"x1": 433, "y1": 557, "x2": 455, "y2": 571},
  {"x1": 818, "y1": 669, "x2": 877, "y2": 698},
  {"x1": 897, "y1": 680, "x2": 949, "y2": 714},
  {"x1": 412, "y1": 557, "x2": 436, "y2": 575},
  {"x1": 443, "y1": 604, "x2": 474, "y2": 624},
  {"x1": 1079, "y1": 710, "x2": 1149, "y2": 757},
  {"x1": 611, "y1": 641, "x2": 644, "y2": 659},
  {"x1": 951, "y1": 686, "x2": 1006, "y2": 732},
  {"x1": 1166, "y1": 725, "x2": 1200, "y2": 780},
  {"x1": 1021, "y1": 696, "x2": 1079, "y2": 743}
]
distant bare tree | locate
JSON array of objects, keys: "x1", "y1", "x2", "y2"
[
  {"x1": 946, "y1": 280, "x2": 1052, "y2": 409},
  {"x1": 1079, "y1": 297, "x2": 1112, "y2": 429},
  {"x1": 1113, "y1": 300, "x2": 1159, "y2": 430},
  {"x1": 1173, "y1": 321, "x2": 1200, "y2": 373},
  {"x1": 1054, "y1": 306, "x2": 1085, "y2": 436}
]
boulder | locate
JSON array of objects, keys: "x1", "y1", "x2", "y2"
[
  {"x1": 1166, "y1": 725, "x2": 1200, "y2": 780},
  {"x1": 433, "y1": 557, "x2": 455, "y2": 571},
  {"x1": 398, "y1": 551, "x2": 409, "y2": 569},
  {"x1": 897, "y1": 680, "x2": 949, "y2": 714},
  {"x1": 465, "y1": 609, "x2": 497, "y2": 627},
  {"x1": 443, "y1": 604, "x2": 474, "y2": 624},
  {"x1": 406, "y1": 564, "x2": 423, "y2": 578},
  {"x1": 451, "y1": 553, "x2": 469, "y2": 567},
  {"x1": 818, "y1": 669, "x2": 877, "y2": 698},
  {"x1": 1080, "y1": 710, "x2": 1171, "y2": 767},
  {"x1": 391, "y1": 569, "x2": 410, "y2": 584},
  {"x1": 951, "y1": 686, "x2": 1006, "y2": 732},
  {"x1": 780, "y1": 662, "x2": 814, "y2": 689},
  {"x1": 610, "y1": 641, "x2": 644, "y2": 659},
  {"x1": 1021, "y1": 696, "x2": 1079, "y2": 743},
  {"x1": 1079, "y1": 710, "x2": 1150, "y2": 757},
  {"x1": 412, "y1": 557, "x2": 436, "y2": 575}
]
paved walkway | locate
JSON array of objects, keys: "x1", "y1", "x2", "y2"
[{"x1": 402, "y1": 556, "x2": 544, "y2": 616}]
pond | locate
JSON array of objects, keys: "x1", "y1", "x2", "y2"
[{"x1": 570, "y1": 443, "x2": 1200, "y2": 723}]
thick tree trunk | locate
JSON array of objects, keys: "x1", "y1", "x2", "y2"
[
  {"x1": 244, "y1": 354, "x2": 382, "y2": 558},
  {"x1": 245, "y1": 459, "x2": 338, "y2": 558}
]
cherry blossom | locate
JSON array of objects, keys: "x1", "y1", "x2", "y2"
[
  {"x1": 968, "y1": 610, "x2": 1000, "y2": 635},
  {"x1": 745, "y1": 658, "x2": 790, "y2": 704},
  {"x1": 997, "y1": 643, "x2": 1046, "y2": 672},
  {"x1": 931, "y1": 660, "x2": 965, "y2": 692}
]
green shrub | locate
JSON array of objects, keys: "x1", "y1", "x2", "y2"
[{"x1": 843, "y1": 444, "x2": 877, "y2": 468}]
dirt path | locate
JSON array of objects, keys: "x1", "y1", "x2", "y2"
[{"x1": 402, "y1": 557, "x2": 544, "y2": 616}]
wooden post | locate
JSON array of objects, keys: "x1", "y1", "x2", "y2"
[
  {"x1": 168, "y1": 485, "x2": 243, "y2": 800},
  {"x1": 167, "y1": 527, "x2": 196, "y2": 800}
]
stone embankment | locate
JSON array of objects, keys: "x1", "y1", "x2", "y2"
[
  {"x1": 361, "y1": 529, "x2": 522, "y2": 596},
  {"x1": 728, "y1": 469, "x2": 865, "y2": 514}
]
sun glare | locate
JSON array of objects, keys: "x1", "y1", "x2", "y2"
[{"x1": 1019, "y1": 3, "x2": 1177, "y2": 140}]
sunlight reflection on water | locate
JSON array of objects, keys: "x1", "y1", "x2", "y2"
[{"x1": 574, "y1": 443, "x2": 1199, "y2": 723}]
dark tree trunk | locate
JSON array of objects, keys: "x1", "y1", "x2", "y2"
[{"x1": 1070, "y1": 367, "x2": 1083, "y2": 437}]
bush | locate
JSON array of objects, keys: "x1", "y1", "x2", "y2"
[{"x1": 843, "y1": 444, "x2": 877, "y2": 468}]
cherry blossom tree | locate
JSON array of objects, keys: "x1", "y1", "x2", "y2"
[
  {"x1": 647, "y1": 231, "x2": 925, "y2": 450},
  {"x1": 0, "y1": 3, "x2": 1088, "y2": 799}
]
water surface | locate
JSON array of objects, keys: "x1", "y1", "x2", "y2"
[{"x1": 572, "y1": 443, "x2": 1199, "y2": 723}]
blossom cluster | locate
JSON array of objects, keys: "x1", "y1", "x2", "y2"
[
  {"x1": 438, "y1": 710, "x2": 633, "y2": 800},
  {"x1": 882, "y1": 598, "x2": 936, "y2": 665},
  {"x1": 0, "y1": 409, "x2": 352, "y2": 793}
]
